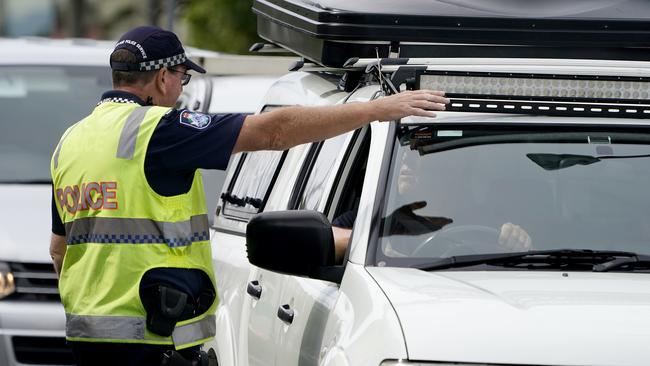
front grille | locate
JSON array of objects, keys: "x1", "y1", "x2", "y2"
[
  {"x1": 7, "y1": 262, "x2": 59, "y2": 302},
  {"x1": 12, "y1": 336, "x2": 75, "y2": 365}
]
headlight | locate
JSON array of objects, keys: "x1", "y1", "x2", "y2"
[
  {"x1": 382, "y1": 361, "x2": 494, "y2": 366},
  {"x1": 0, "y1": 262, "x2": 16, "y2": 300}
]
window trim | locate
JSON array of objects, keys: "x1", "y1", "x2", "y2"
[
  {"x1": 325, "y1": 127, "x2": 369, "y2": 221},
  {"x1": 220, "y1": 150, "x2": 288, "y2": 222},
  {"x1": 259, "y1": 151, "x2": 288, "y2": 213},
  {"x1": 366, "y1": 122, "x2": 399, "y2": 266},
  {"x1": 217, "y1": 104, "x2": 291, "y2": 224},
  {"x1": 287, "y1": 141, "x2": 323, "y2": 209}
]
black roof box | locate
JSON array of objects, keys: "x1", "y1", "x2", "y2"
[{"x1": 253, "y1": 0, "x2": 650, "y2": 67}]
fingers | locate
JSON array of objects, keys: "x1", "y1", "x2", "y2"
[
  {"x1": 498, "y1": 223, "x2": 533, "y2": 252},
  {"x1": 412, "y1": 89, "x2": 446, "y2": 97},
  {"x1": 404, "y1": 91, "x2": 449, "y2": 116},
  {"x1": 504, "y1": 223, "x2": 524, "y2": 250},
  {"x1": 373, "y1": 90, "x2": 449, "y2": 121},
  {"x1": 407, "y1": 201, "x2": 427, "y2": 211},
  {"x1": 497, "y1": 222, "x2": 511, "y2": 247},
  {"x1": 410, "y1": 99, "x2": 447, "y2": 111},
  {"x1": 405, "y1": 90, "x2": 449, "y2": 105}
]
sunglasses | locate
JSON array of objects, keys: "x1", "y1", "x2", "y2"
[{"x1": 167, "y1": 67, "x2": 191, "y2": 86}]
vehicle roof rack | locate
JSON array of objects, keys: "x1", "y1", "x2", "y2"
[
  {"x1": 249, "y1": 42, "x2": 295, "y2": 55},
  {"x1": 253, "y1": 0, "x2": 650, "y2": 67}
]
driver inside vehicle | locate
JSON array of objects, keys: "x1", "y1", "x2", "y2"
[{"x1": 332, "y1": 148, "x2": 533, "y2": 262}]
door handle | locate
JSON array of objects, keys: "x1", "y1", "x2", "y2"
[
  {"x1": 246, "y1": 280, "x2": 262, "y2": 299},
  {"x1": 277, "y1": 304, "x2": 294, "y2": 324}
]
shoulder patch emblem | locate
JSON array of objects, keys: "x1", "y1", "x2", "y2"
[{"x1": 180, "y1": 111, "x2": 211, "y2": 129}]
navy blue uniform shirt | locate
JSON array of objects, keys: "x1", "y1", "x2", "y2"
[
  {"x1": 51, "y1": 90, "x2": 245, "y2": 297},
  {"x1": 332, "y1": 210, "x2": 357, "y2": 229}
]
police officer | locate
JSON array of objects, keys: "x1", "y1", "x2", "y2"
[{"x1": 49, "y1": 26, "x2": 448, "y2": 366}]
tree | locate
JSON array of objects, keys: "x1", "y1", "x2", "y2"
[{"x1": 183, "y1": 0, "x2": 261, "y2": 54}]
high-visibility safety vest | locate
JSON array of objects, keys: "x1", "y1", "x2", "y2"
[{"x1": 51, "y1": 102, "x2": 218, "y2": 350}]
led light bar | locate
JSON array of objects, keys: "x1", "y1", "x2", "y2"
[
  {"x1": 416, "y1": 71, "x2": 650, "y2": 118},
  {"x1": 419, "y1": 72, "x2": 650, "y2": 101}
]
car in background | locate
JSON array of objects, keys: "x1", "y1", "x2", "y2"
[
  {"x1": 0, "y1": 36, "x2": 290, "y2": 366},
  {"x1": 0, "y1": 37, "x2": 112, "y2": 366}
]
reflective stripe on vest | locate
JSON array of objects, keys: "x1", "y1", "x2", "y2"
[
  {"x1": 172, "y1": 316, "x2": 217, "y2": 346},
  {"x1": 65, "y1": 215, "x2": 210, "y2": 247},
  {"x1": 53, "y1": 122, "x2": 81, "y2": 169},
  {"x1": 117, "y1": 106, "x2": 152, "y2": 159},
  {"x1": 66, "y1": 314, "x2": 145, "y2": 340},
  {"x1": 66, "y1": 314, "x2": 216, "y2": 344}
]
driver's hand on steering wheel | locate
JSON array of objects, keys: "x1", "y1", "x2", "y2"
[{"x1": 497, "y1": 223, "x2": 533, "y2": 252}]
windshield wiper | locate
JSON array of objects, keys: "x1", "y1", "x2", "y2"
[
  {"x1": 593, "y1": 254, "x2": 650, "y2": 272},
  {"x1": 415, "y1": 249, "x2": 646, "y2": 272}
]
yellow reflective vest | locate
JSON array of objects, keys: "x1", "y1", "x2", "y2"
[{"x1": 51, "y1": 101, "x2": 218, "y2": 349}]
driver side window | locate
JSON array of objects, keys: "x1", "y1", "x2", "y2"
[
  {"x1": 290, "y1": 132, "x2": 350, "y2": 211},
  {"x1": 329, "y1": 129, "x2": 370, "y2": 228}
]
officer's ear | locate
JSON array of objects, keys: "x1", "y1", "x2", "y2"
[{"x1": 155, "y1": 68, "x2": 167, "y2": 94}]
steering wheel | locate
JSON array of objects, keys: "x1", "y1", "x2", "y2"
[{"x1": 410, "y1": 224, "x2": 500, "y2": 257}]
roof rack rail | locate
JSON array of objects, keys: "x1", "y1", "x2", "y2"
[
  {"x1": 249, "y1": 42, "x2": 294, "y2": 55},
  {"x1": 344, "y1": 57, "x2": 650, "y2": 71}
]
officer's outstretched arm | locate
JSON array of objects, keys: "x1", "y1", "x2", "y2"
[{"x1": 232, "y1": 90, "x2": 448, "y2": 154}]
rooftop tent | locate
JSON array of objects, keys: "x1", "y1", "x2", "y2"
[{"x1": 252, "y1": 0, "x2": 650, "y2": 67}]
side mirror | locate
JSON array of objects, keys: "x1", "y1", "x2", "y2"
[{"x1": 246, "y1": 210, "x2": 343, "y2": 283}]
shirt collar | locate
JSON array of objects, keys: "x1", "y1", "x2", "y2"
[{"x1": 98, "y1": 90, "x2": 148, "y2": 106}]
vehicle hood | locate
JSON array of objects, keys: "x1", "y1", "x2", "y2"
[
  {"x1": 367, "y1": 267, "x2": 650, "y2": 366},
  {"x1": 0, "y1": 185, "x2": 53, "y2": 263}
]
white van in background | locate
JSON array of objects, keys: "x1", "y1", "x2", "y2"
[
  {"x1": 0, "y1": 37, "x2": 289, "y2": 366},
  {"x1": 0, "y1": 38, "x2": 112, "y2": 366}
]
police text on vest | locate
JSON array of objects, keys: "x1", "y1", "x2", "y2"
[{"x1": 56, "y1": 182, "x2": 118, "y2": 214}]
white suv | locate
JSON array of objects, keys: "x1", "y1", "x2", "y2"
[
  {"x1": 210, "y1": 60, "x2": 650, "y2": 366},
  {"x1": 0, "y1": 37, "x2": 288, "y2": 366},
  {"x1": 208, "y1": 1, "x2": 650, "y2": 365}
]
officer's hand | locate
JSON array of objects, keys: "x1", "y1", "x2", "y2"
[
  {"x1": 497, "y1": 223, "x2": 533, "y2": 252},
  {"x1": 372, "y1": 90, "x2": 449, "y2": 121}
]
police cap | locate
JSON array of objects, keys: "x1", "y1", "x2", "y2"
[{"x1": 110, "y1": 26, "x2": 206, "y2": 74}]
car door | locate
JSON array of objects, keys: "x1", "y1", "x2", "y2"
[
  {"x1": 272, "y1": 127, "x2": 370, "y2": 365},
  {"x1": 211, "y1": 146, "x2": 288, "y2": 366}
]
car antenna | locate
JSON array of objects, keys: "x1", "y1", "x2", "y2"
[
  {"x1": 371, "y1": 47, "x2": 405, "y2": 129},
  {"x1": 370, "y1": 47, "x2": 398, "y2": 96},
  {"x1": 375, "y1": 48, "x2": 386, "y2": 96}
]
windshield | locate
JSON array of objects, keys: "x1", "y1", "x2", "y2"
[
  {"x1": 0, "y1": 65, "x2": 112, "y2": 183},
  {"x1": 376, "y1": 126, "x2": 650, "y2": 268}
]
